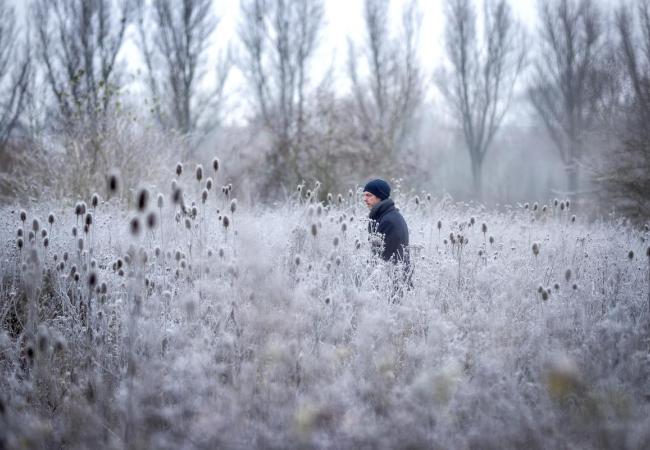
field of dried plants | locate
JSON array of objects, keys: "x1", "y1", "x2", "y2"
[{"x1": 1, "y1": 164, "x2": 649, "y2": 449}]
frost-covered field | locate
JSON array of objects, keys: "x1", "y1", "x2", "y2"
[{"x1": 1, "y1": 176, "x2": 650, "y2": 449}]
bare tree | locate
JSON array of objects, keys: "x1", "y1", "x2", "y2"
[
  {"x1": 348, "y1": 0, "x2": 424, "y2": 174},
  {"x1": 0, "y1": 0, "x2": 30, "y2": 149},
  {"x1": 437, "y1": 0, "x2": 525, "y2": 198},
  {"x1": 31, "y1": 0, "x2": 133, "y2": 133},
  {"x1": 596, "y1": 0, "x2": 650, "y2": 219},
  {"x1": 136, "y1": 0, "x2": 230, "y2": 136},
  {"x1": 529, "y1": 0, "x2": 605, "y2": 198},
  {"x1": 238, "y1": 0, "x2": 325, "y2": 193}
]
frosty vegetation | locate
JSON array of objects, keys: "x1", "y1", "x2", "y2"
[{"x1": 1, "y1": 166, "x2": 649, "y2": 449}]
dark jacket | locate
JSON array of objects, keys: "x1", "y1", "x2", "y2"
[{"x1": 368, "y1": 198, "x2": 410, "y2": 264}]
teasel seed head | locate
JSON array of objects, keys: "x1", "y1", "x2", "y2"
[
  {"x1": 28, "y1": 230, "x2": 35, "y2": 241},
  {"x1": 77, "y1": 238, "x2": 84, "y2": 252},
  {"x1": 212, "y1": 157, "x2": 219, "y2": 172},
  {"x1": 136, "y1": 188, "x2": 150, "y2": 212},
  {"x1": 311, "y1": 223, "x2": 317, "y2": 237},
  {"x1": 130, "y1": 217, "x2": 141, "y2": 236},
  {"x1": 481, "y1": 223, "x2": 487, "y2": 234},
  {"x1": 341, "y1": 223, "x2": 347, "y2": 233},
  {"x1": 88, "y1": 271, "x2": 98, "y2": 288},
  {"x1": 554, "y1": 199, "x2": 558, "y2": 207},
  {"x1": 108, "y1": 170, "x2": 120, "y2": 194},
  {"x1": 541, "y1": 289, "x2": 549, "y2": 301},
  {"x1": 206, "y1": 177, "x2": 213, "y2": 190},
  {"x1": 532, "y1": 242, "x2": 540, "y2": 256},
  {"x1": 222, "y1": 215, "x2": 230, "y2": 229},
  {"x1": 295, "y1": 255, "x2": 301, "y2": 266},
  {"x1": 176, "y1": 162, "x2": 183, "y2": 176},
  {"x1": 470, "y1": 217, "x2": 475, "y2": 225},
  {"x1": 48, "y1": 213, "x2": 55, "y2": 226},
  {"x1": 172, "y1": 187, "x2": 183, "y2": 205},
  {"x1": 195, "y1": 164, "x2": 203, "y2": 182},
  {"x1": 184, "y1": 217, "x2": 191, "y2": 229},
  {"x1": 565, "y1": 199, "x2": 570, "y2": 209},
  {"x1": 202, "y1": 189, "x2": 208, "y2": 204},
  {"x1": 489, "y1": 236, "x2": 494, "y2": 244},
  {"x1": 230, "y1": 199, "x2": 237, "y2": 213},
  {"x1": 560, "y1": 202, "x2": 565, "y2": 211},
  {"x1": 628, "y1": 250, "x2": 634, "y2": 260},
  {"x1": 533, "y1": 202, "x2": 538, "y2": 211},
  {"x1": 333, "y1": 236, "x2": 339, "y2": 247},
  {"x1": 72, "y1": 226, "x2": 78, "y2": 237},
  {"x1": 20, "y1": 209, "x2": 27, "y2": 222},
  {"x1": 17, "y1": 227, "x2": 23, "y2": 237},
  {"x1": 32, "y1": 218, "x2": 40, "y2": 232},
  {"x1": 85, "y1": 213, "x2": 92, "y2": 227},
  {"x1": 571, "y1": 215, "x2": 576, "y2": 223},
  {"x1": 437, "y1": 220, "x2": 442, "y2": 230},
  {"x1": 17, "y1": 237, "x2": 23, "y2": 250},
  {"x1": 41, "y1": 229, "x2": 47, "y2": 238},
  {"x1": 542, "y1": 205, "x2": 547, "y2": 213},
  {"x1": 156, "y1": 193, "x2": 164, "y2": 209},
  {"x1": 146, "y1": 211, "x2": 157, "y2": 229}
]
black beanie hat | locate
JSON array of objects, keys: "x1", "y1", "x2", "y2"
[{"x1": 363, "y1": 179, "x2": 391, "y2": 200}]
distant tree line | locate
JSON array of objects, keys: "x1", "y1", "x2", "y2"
[{"x1": 0, "y1": 0, "x2": 648, "y2": 219}]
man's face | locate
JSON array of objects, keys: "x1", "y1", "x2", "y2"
[{"x1": 363, "y1": 191, "x2": 381, "y2": 209}]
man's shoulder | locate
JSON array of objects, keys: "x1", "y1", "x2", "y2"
[{"x1": 380, "y1": 208, "x2": 407, "y2": 225}]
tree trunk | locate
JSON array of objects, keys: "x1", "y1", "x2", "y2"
[
  {"x1": 471, "y1": 157, "x2": 483, "y2": 201},
  {"x1": 567, "y1": 162, "x2": 579, "y2": 198}
]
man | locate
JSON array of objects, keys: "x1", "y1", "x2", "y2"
[{"x1": 363, "y1": 178, "x2": 410, "y2": 265}]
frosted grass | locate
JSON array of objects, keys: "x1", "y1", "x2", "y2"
[{"x1": 0, "y1": 185, "x2": 649, "y2": 449}]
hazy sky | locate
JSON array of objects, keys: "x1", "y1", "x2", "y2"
[
  {"x1": 213, "y1": 0, "x2": 539, "y2": 76},
  {"x1": 195, "y1": 0, "x2": 542, "y2": 120}
]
